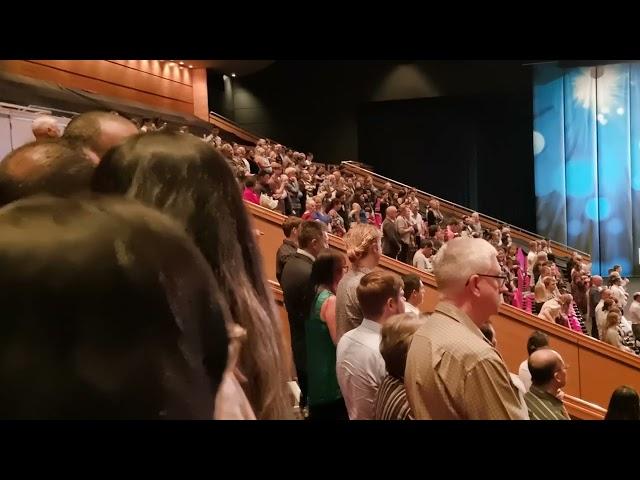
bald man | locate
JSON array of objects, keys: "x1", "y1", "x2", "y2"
[
  {"x1": 524, "y1": 349, "x2": 570, "y2": 420},
  {"x1": 31, "y1": 115, "x2": 61, "y2": 141},
  {"x1": 63, "y1": 111, "x2": 138, "y2": 165},
  {"x1": 0, "y1": 140, "x2": 94, "y2": 206}
]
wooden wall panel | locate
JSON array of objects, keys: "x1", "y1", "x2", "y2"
[
  {"x1": 191, "y1": 67, "x2": 209, "y2": 121},
  {"x1": 0, "y1": 60, "x2": 202, "y2": 117},
  {"x1": 577, "y1": 339, "x2": 640, "y2": 407},
  {"x1": 270, "y1": 282, "x2": 295, "y2": 379},
  {"x1": 29, "y1": 60, "x2": 193, "y2": 102},
  {"x1": 109, "y1": 60, "x2": 192, "y2": 85}
]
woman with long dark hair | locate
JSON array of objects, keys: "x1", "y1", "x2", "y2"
[
  {"x1": 605, "y1": 386, "x2": 640, "y2": 420},
  {"x1": 306, "y1": 249, "x2": 349, "y2": 420},
  {"x1": 92, "y1": 132, "x2": 291, "y2": 419}
]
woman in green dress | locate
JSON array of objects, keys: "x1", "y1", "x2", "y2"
[{"x1": 306, "y1": 250, "x2": 349, "y2": 420}]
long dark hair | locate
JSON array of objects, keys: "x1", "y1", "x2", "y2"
[
  {"x1": 92, "y1": 132, "x2": 290, "y2": 419},
  {"x1": 0, "y1": 195, "x2": 228, "y2": 419},
  {"x1": 310, "y1": 250, "x2": 345, "y2": 296},
  {"x1": 605, "y1": 386, "x2": 640, "y2": 420},
  {"x1": 304, "y1": 248, "x2": 347, "y2": 320}
]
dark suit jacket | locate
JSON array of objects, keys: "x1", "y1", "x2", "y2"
[
  {"x1": 280, "y1": 252, "x2": 314, "y2": 373},
  {"x1": 276, "y1": 239, "x2": 297, "y2": 284},
  {"x1": 427, "y1": 210, "x2": 442, "y2": 227},
  {"x1": 337, "y1": 205, "x2": 350, "y2": 232},
  {"x1": 588, "y1": 286, "x2": 601, "y2": 319},
  {"x1": 382, "y1": 217, "x2": 401, "y2": 257}
]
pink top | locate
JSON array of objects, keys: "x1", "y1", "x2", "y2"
[
  {"x1": 243, "y1": 188, "x2": 260, "y2": 204},
  {"x1": 566, "y1": 305, "x2": 583, "y2": 333}
]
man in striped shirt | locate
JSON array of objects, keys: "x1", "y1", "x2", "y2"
[
  {"x1": 524, "y1": 349, "x2": 570, "y2": 420},
  {"x1": 375, "y1": 313, "x2": 426, "y2": 420}
]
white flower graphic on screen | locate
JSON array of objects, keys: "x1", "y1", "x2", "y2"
[{"x1": 573, "y1": 65, "x2": 625, "y2": 124}]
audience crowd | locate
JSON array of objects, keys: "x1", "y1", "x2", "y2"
[{"x1": 0, "y1": 111, "x2": 633, "y2": 420}]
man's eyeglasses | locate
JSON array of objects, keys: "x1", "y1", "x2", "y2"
[{"x1": 466, "y1": 274, "x2": 508, "y2": 287}]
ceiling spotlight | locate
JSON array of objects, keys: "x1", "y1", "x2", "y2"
[
  {"x1": 170, "y1": 60, "x2": 175, "y2": 62},
  {"x1": 188, "y1": 65, "x2": 193, "y2": 68},
  {"x1": 179, "y1": 61, "x2": 184, "y2": 65},
  {"x1": 231, "y1": 73, "x2": 237, "y2": 78}
]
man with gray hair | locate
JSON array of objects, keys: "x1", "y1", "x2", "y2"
[
  {"x1": 31, "y1": 115, "x2": 61, "y2": 141},
  {"x1": 405, "y1": 237, "x2": 528, "y2": 419},
  {"x1": 381, "y1": 206, "x2": 401, "y2": 259}
]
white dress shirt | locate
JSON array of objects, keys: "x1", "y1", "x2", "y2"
[
  {"x1": 518, "y1": 359, "x2": 532, "y2": 391},
  {"x1": 336, "y1": 319, "x2": 387, "y2": 420},
  {"x1": 595, "y1": 300, "x2": 607, "y2": 337},
  {"x1": 620, "y1": 315, "x2": 633, "y2": 338},
  {"x1": 411, "y1": 212, "x2": 425, "y2": 236},
  {"x1": 413, "y1": 250, "x2": 434, "y2": 273},
  {"x1": 296, "y1": 248, "x2": 316, "y2": 262},
  {"x1": 628, "y1": 300, "x2": 640, "y2": 325},
  {"x1": 611, "y1": 285, "x2": 628, "y2": 309},
  {"x1": 527, "y1": 251, "x2": 537, "y2": 286},
  {"x1": 404, "y1": 301, "x2": 420, "y2": 316}
]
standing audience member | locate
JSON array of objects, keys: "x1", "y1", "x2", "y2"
[
  {"x1": 405, "y1": 238, "x2": 527, "y2": 420},
  {"x1": 412, "y1": 239, "x2": 435, "y2": 273},
  {"x1": 92, "y1": 132, "x2": 292, "y2": 419},
  {"x1": 0, "y1": 196, "x2": 229, "y2": 419},
  {"x1": 63, "y1": 110, "x2": 138, "y2": 165},
  {"x1": 306, "y1": 250, "x2": 349, "y2": 420},
  {"x1": 375, "y1": 313, "x2": 426, "y2": 420},
  {"x1": 518, "y1": 331, "x2": 550, "y2": 391},
  {"x1": 401, "y1": 274, "x2": 424, "y2": 316},
  {"x1": 396, "y1": 205, "x2": 414, "y2": 264},
  {"x1": 588, "y1": 276, "x2": 604, "y2": 339},
  {"x1": 275, "y1": 216, "x2": 302, "y2": 283},
  {"x1": 604, "y1": 386, "x2": 640, "y2": 420},
  {"x1": 31, "y1": 114, "x2": 61, "y2": 141},
  {"x1": 524, "y1": 349, "x2": 570, "y2": 420},
  {"x1": 382, "y1": 206, "x2": 401, "y2": 259},
  {"x1": 280, "y1": 221, "x2": 329, "y2": 412},
  {"x1": 335, "y1": 224, "x2": 382, "y2": 342},
  {"x1": 0, "y1": 140, "x2": 94, "y2": 206},
  {"x1": 336, "y1": 271, "x2": 405, "y2": 420}
]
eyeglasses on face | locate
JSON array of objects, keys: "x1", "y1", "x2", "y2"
[{"x1": 466, "y1": 273, "x2": 508, "y2": 287}]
